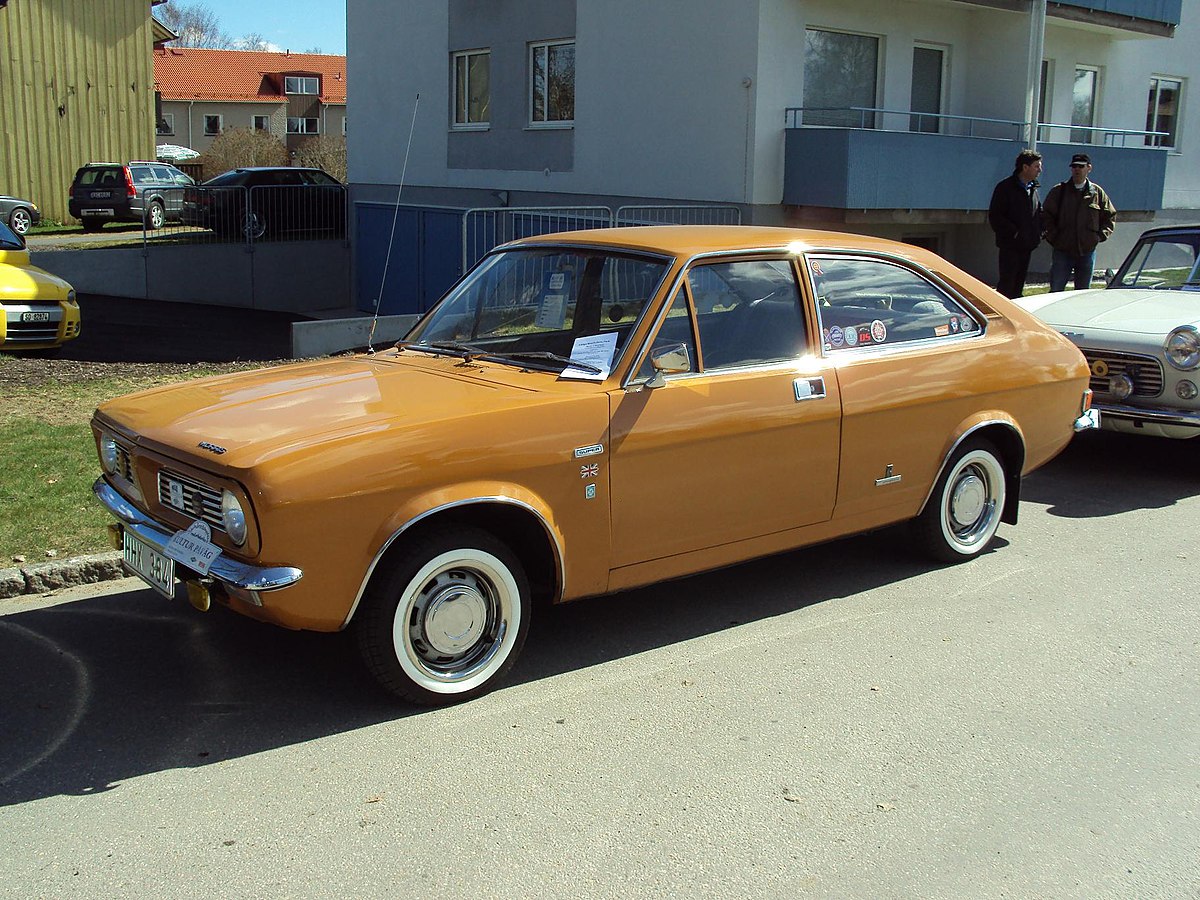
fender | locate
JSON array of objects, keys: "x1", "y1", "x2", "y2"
[{"x1": 921, "y1": 413, "x2": 1026, "y2": 525}]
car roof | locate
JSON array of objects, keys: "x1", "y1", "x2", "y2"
[
  {"x1": 508, "y1": 225, "x2": 949, "y2": 265},
  {"x1": 1137, "y1": 224, "x2": 1200, "y2": 237}
]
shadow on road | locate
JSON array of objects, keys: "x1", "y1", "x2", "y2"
[
  {"x1": 0, "y1": 526, "x2": 937, "y2": 807},
  {"x1": 1023, "y1": 429, "x2": 1200, "y2": 518}
]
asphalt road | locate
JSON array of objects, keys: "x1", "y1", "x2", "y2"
[{"x1": 1, "y1": 429, "x2": 1197, "y2": 898}]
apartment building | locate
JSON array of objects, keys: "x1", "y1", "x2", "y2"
[
  {"x1": 154, "y1": 47, "x2": 347, "y2": 158},
  {"x1": 347, "y1": 0, "x2": 1190, "y2": 311}
]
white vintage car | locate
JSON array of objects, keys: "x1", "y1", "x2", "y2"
[{"x1": 1017, "y1": 224, "x2": 1200, "y2": 439}]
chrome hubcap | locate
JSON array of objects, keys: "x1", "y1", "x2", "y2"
[
  {"x1": 950, "y1": 472, "x2": 986, "y2": 528},
  {"x1": 423, "y1": 583, "x2": 488, "y2": 655}
]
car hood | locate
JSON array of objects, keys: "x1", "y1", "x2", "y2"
[
  {"x1": 96, "y1": 353, "x2": 576, "y2": 470},
  {"x1": 1016, "y1": 287, "x2": 1200, "y2": 336},
  {"x1": 0, "y1": 255, "x2": 73, "y2": 301}
]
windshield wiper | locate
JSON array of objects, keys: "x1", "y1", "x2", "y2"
[
  {"x1": 495, "y1": 351, "x2": 603, "y2": 374},
  {"x1": 396, "y1": 340, "x2": 488, "y2": 360}
]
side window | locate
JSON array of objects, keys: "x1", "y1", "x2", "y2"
[
  {"x1": 809, "y1": 256, "x2": 980, "y2": 351},
  {"x1": 151, "y1": 165, "x2": 174, "y2": 181},
  {"x1": 129, "y1": 165, "x2": 152, "y2": 183},
  {"x1": 689, "y1": 260, "x2": 808, "y2": 369},
  {"x1": 636, "y1": 286, "x2": 697, "y2": 380}
]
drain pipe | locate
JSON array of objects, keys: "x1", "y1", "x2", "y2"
[{"x1": 1027, "y1": 0, "x2": 1047, "y2": 149}]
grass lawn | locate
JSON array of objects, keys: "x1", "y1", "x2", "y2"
[{"x1": 0, "y1": 357, "x2": 283, "y2": 566}]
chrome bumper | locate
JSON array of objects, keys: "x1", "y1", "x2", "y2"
[
  {"x1": 1093, "y1": 403, "x2": 1200, "y2": 430},
  {"x1": 1074, "y1": 409, "x2": 1101, "y2": 432},
  {"x1": 93, "y1": 478, "x2": 303, "y2": 593}
]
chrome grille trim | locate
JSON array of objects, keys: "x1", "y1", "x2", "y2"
[
  {"x1": 158, "y1": 468, "x2": 225, "y2": 531},
  {"x1": 114, "y1": 444, "x2": 134, "y2": 482},
  {"x1": 1080, "y1": 348, "x2": 1164, "y2": 398}
]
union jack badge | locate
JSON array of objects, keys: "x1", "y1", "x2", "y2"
[{"x1": 580, "y1": 463, "x2": 599, "y2": 479}]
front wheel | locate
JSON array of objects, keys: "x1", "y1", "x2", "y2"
[
  {"x1": 145, "y1": 200, "x2": 165, "y2": 230},
  {"x1": 912, "y1": 440, "x2": 1007, "y2": 563},
  {"x1": 354, "y1": 527, "x2": 530, "y2": 704},
  {"x1": 9, "y1": 207, "x2": 32, "y2": 235},
  {"x1": 241, "y1": 209, "x2": 266, "y2": 240}
]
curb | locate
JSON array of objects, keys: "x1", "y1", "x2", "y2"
[{"x1": 0, "y1": 551, "x2": 126, "y2": 600}]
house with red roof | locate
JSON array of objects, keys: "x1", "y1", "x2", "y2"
[{"x1": 153, "y1": 46, "x2": 347, "y2": 159}]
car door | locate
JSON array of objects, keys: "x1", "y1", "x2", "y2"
[{"x1": 608, "y1": 256, "x2": 841, "y2": 569}]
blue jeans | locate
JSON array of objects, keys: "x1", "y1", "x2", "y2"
[{"x1": 1050, "y1": 249, "x2": 1097, "y2": 292}]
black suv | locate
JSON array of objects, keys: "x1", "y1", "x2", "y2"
[{"x1": 68, "y1": 162, "x2": 195, "y2": 231}]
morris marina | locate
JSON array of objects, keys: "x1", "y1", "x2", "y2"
[
  {"x1": 92, "y1": 226, "x2": 1096, "y2": 704},
  {"x1": 1017, "y1": 224, "x2": 1200, "y2": 439}
]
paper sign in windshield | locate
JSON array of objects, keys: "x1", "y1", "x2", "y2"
[{"x1": 561, "y1": 332, "x2": 619, "y2": 381}]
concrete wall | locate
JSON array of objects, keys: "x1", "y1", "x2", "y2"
[{"x1": 31, "y1": 242, "x2": 352, "y2": 313}]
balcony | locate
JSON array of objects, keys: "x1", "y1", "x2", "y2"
[{"x1": 783, "y1": 108, "x2": 1168, "y2": 215}]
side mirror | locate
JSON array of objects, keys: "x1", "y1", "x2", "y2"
[
  {"x1": 645, "y1": 342, "x2": 691, "y2": 388},
  {"x1": 1104, "y1": 268, "x2": 1115, "y2": 286}
]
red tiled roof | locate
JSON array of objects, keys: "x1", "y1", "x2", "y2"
[{"x1": 153, "y1": 47, "x2": 346, "y2": 103}]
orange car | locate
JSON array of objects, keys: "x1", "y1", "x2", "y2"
[{"x1": 92, "y1": 227, "x2": 1096, "y2": 704}]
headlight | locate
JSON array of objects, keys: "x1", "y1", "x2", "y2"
[
  {"x1": 221, "y1": 489, "x2": 248, "y2": 546},
  {"x1": 1164, "y1": 326, "x2": 1200, "y2": 370},
  {"x1": 1177, "y1": 380, "x2": 1198, "y2": 401},
  {"x1": 66, "y1": 289, "x2": 77, "y2": 305},
  {"x1": 99, "y1": 433, "x2": 120, "y2": 474}
]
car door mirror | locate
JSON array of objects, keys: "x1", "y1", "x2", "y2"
[
  {"x1": 1104, "y1": 268, "x2": 1115, "y2": 285},
  {"x1": 646, "y1": 342, "x2": 691, "y2": 388}
]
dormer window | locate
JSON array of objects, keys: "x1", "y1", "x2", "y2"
[{"x1": 285, "y1": 75, "x2": 319, "y2": 95}]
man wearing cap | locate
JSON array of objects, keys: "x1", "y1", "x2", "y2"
[
  {"x1": 988, "y1": 148, "x2": 1044, "y2": 298},
  {"x1": 1042, "y1": 152, "x2": 1117, "y2": 292}
]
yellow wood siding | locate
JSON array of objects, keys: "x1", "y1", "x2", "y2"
[{"x1": 0, "y1": 0, "x2": 157, "y2": 224}]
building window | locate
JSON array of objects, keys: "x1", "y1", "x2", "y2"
[
  {"x1": 453, "y1": 49, "x2": 490, "y2": 127},
  {"x1": 530, "y1": 40, "x2": 574, "y2": 125},
  {"x1": 252, "y1": 115, "x2": 270, "y2": 132},
  {"x1": 1071, "y1": 66, "x2": 1099, "y2": 143},
  {"x1": 287, "y1": 117, "x2": 320, "y2": 134},
  {"x1": 341, "y1": 116, "x2": 347, "y2": 135},
  {"x1": 284, "y1": 75, "x2": 319, "y2": 95},
  {"x1": 203, "y1": 114, "x2": 222, "y2": 136},
  {"x1": 1037, "y1": 59, "x2": 1053, "y2": 141},
  {"x1": 910, "y1": 45, "x2": 945, "y2": 133},
  {"x1": 803, "y1": 29, "x2": 880, "y2": 128},
  {"x1": 1146, "y1": 76, "x2": 1182, "y2": 148},
  {"x1": 156, "y1": 113, "x2": 175, "y2": 136}
]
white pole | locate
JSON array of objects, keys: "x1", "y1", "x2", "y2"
[{"x1": 1027, "y1": 0, "x2": 1047, "y2": 149}]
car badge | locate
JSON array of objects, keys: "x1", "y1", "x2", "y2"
[
  {"x1": 580, "y1": 463, "x2": 599, "y2": 479},
  {"x1": 1091, "y1": 360, "x2": 1109, "y2": 378},
  {"x1": 574, "y1": 444, "x2": 604, "y2": 458},
  {"x1": 198, "y1": 441, "x2": 227, "y2": 455}
]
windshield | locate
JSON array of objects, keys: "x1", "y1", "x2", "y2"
[
  {"x1": 406, "y1": 246, "x2": 671, "y2": 373},
  {"x1": 1112, "y1": 232, "x2": 1200, "y2": 290},
  {"x1": 0, "y1": 220, "x2": 22, "y2": 250}
]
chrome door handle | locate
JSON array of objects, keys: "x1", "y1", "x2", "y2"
[{"x1": 793, "y1": 376, "x2": 826, "y2": 402}]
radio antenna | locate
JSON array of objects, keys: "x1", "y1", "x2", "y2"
[{"x1": 368, "y1": 92, "x2": 420, "y2": 354}]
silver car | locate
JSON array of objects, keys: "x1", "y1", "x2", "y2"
[{"x1": 1017, "y1": 224, "x2": 1200, "y2": 439}]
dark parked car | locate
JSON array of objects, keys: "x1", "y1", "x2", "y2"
[
  {"x1": 181, "y1": 166, "x2": 346, "y2": 240},
  {"x1": 68, "y1": 161, "x2": 195, "y2": 231},
  {"x1": 0, "y1": 194, "x2": 41, "y2": 235}
]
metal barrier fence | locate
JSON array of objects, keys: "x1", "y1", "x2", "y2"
[
  {"x1": 462, "y1": 204, "x2": 743, "y2": 270},
  {"x1": 139, "y1": 183, "x2": 348, "y2": 246}
]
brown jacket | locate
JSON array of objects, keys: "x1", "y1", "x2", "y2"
[{"x1": 1043, "y1": 179, "x2": 1116, "y2": 256}]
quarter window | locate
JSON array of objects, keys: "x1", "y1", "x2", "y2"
[
  {"x1": 453, "y1": 49, "x2": 491, "y2": 127},
  {"x1": 1146, "y1": 76, "x2": 1183, "y2": 148},
  {"x1": 203, "y1": 115, "x2": 222, "y2": 136},
  {"x1": 809, "y1": 256, "x2": 980, "y2": 351},
  {"x1": 285, "y1": 76, "x2": 319, "y2": 95},
  {"x1": 687, "y1": 260, "x2": 808, "y2": 370},
  {"x1": 530, "y1": 40, "x2": 575, "y2": 125}
]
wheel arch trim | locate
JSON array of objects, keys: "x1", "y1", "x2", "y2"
[
  {"x1": 340, "y1": 496, "x2": 566, "y2": 629},
  {"x1": 918, "y1": 417, "x2": 1026, "y2": 525}
]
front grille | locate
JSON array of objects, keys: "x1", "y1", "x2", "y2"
[
  {"x1": 158, "y1": 468, "x2": 225, "y2": 531},
  {"x1": 1081, "y1": 348, "x2": 1164, "y2": 398},
  {"x1": 3, "y1": 306, "x2": 63, "y2": 343},
  {"x1": 114, "y1": 444, "x2": 134, "y2": 482}
]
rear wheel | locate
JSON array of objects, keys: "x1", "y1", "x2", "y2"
[
  {"x1": 145, "y1": 200, "x2": 165, "y2": 230},
  {"x1": 241, "y1": 210, "x2": 266, "y2": 240},
  {"x1": 8, "y1": 207, "x2": 32, "y2": 235},
  {"x1": 354, "y1": 526, "x2": 530, "y2": 705},
  {"x1": 81, "y1": 220, "x2": 104, "y2": 233},
  {"x1": 912, "y1": 440, "x2": 1007, "y2": 563}
]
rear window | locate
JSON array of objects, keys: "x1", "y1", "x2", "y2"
[{"x1": 75, "y1": 166, "x2": 123, "y2": 187}]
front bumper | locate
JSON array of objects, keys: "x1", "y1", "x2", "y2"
[
  {"x1": 1094, "y1": 402, "x2": 1200, "y2": 431},
  {"x1": 94, "y1": 478, "x2": 303, "y2": 593},
  {"x1": 1074, "y1": 409, "x2": 1101, "y2": 432}
]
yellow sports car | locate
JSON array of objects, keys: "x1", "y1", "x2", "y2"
[{"x1": 0, "y1": 220, "x2": 80, "y2": 354}]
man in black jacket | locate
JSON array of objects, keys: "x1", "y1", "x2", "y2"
[{"x1": 988, "y1": 149, "x2": 1044, "y2": 299}]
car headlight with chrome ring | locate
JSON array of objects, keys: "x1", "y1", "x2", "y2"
[
  {"x1": 99, "y1": 432, "x2": 120, "y2": 475},
  {"x1": 221, "y1": 489, "x2": 248, "y2": 546},
  {"x1": 1165, "y1": 326, "x2": 1200, "y2": 370}
]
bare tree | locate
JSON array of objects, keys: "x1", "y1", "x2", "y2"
[
  {"x1": 295, "y1": 135, "x2": 347, "y2": 182},
  {"x1": 236, "y1": 32, "x2": 272, "y2": 52},
  {"x1": 158, "y1": 1, "x2": 234, "y2": 49},
  {"x1": 199, "y1": 128, "x2": 289, "y2": 177}
]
